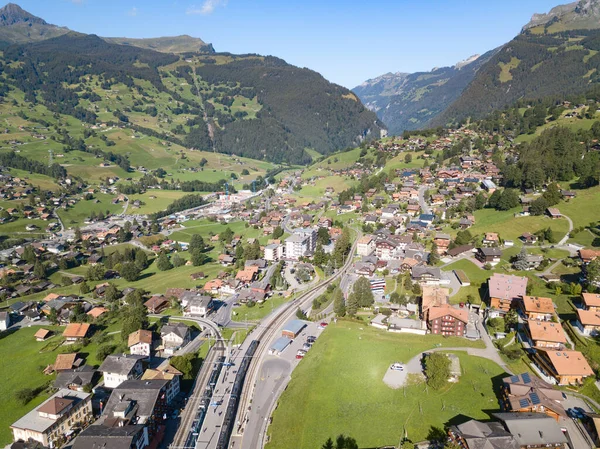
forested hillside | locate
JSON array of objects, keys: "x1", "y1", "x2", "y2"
[
  {"x1": 353, "y1": 50, "x2": 498, "y2": 135},
  {"x1": 435, "y1": 27, "x2": 600, "y2": 126},
  {"x1": 0, "y1": 32, "x2": 384, "y2": 164}
]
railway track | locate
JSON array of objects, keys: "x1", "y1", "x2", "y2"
[
  {"x1": 171, "y1": 341, "x2": 225, "y2": 449},
  {"x1": 233, "y1": 236, "x2": 360, "y2": 444}
]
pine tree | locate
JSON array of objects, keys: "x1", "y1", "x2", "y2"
[
  {"x1": 429, "y1": 241, "x2": 440, "y2": 265},
  {"x1": 346, "y1": 293, "x2": 358, "y2": 316},
  {"x1": 156, "y1": 252, "x2": 173, "y2": 271},
  {"x1": 333, "y1": 288, "x2": 346, "y2": 317}
]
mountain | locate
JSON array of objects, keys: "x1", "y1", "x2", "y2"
[
  {"x1": 0, "y1": 3, "x2": 69, "y2": 45},
  {"x1": 353, "y1": 50, "x2": 497, "y2": 135},
  {"x1": 1, "y1": 31, "x2": 383, "y2": 165},
  {"x1": 434, "y1": 0, "x2": 600, "y2": 127},
  {"x1": 103, "y1": 35, "x2": 215, "y2": 54}
]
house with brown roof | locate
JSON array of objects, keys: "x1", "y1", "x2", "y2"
[
  {"x1": 582, "y1": 292, "x2": 600, "y2": 312},
  {"x1": 524, "y1": 321, "x2": 567, "y2": 350},
  {"x1": 546, "y1": 208, "x2": 562, "y2": 219},
  {"x1": 144, "y1": 295, "x2": 169, "y2": 314},
  {"x1": 501, "y1": 373, "x2": 566, "y2": 421},
  {"x1": 420, "y1": 286, "x2": 449, "y2": 319},
  {"x1": 62, "y1": 323, "x2": 91, "y2": 342},
  {"x1": 53, "y1": 353, "x2": 82, "y2": 372},
  {"x1": 141, "y1": 365, "x2": 182, "y2": 404},
  {"x1": 427, "y1": 304, "x2": 468, "y2": 337},
  {"x1": 34, "y1": 328, "x2": 52, "y2": 341},
  {"x1": 579, "y1": 249, "x2": 600, "y2": 265},
  {"x1": 520, "y1": 296, "x2": 555, "y2": 322},
  {"x1": 576, "y1": 309, "x2": 600, "y2": 336},
  {"x1": 487, "y1": 274, "x2": 528, "y2": 315},
  {"x1": 86, "y1": 306, "x2": 107, "y2": 319},
  {"x1": 235, "y1": 266, "x2": 259, "y2": 284},
  {"x1": 128, "y1": 329, "x2": 153, "y2": 359},
  {"x1": 533, "y1": 349, "x2": 594, "y2": 385}
]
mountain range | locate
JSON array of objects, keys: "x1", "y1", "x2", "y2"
[
  {"x1": 0, "y1": 3, "x2": 384, "y2": 165},
  {"x1": 355, "y1": 0, "x2": 600, "y2": 134}
]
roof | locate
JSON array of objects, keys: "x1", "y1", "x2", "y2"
[
  {"x1": 34, "y1": 328, "x2": 51, "y2": 339},
  {"x1": 72, "y1": 424, "x2": 145, "y2": 449},
  {"x1": 547, "y1": 208, "x2": 561, "y2": 216},
  {"x1": 502, "y1": 373, "x2": 566, "y2": 417},
  {"x1": 447, "y1": 244, "x2": 474, "y2": 257},
  {"x1": 488, "y1": 274, "x2": 528, "y2": 300},
  {"x1": 521, "y1": 296, "x2": 554, "y2": 315},
  {"x1": 478, "y1": 247, "x2": 502, "y2": 256},
  {"x1": 87, "y1": 307, "x2": 108, "y2": 318},
  {"x1": 271, "y1": 336, "x2": 292, "y2": 352},
  {"x1": 453, "y1": 419, "x2": 519, "y2": 449},
  {"x1": 577, "y1": 308, "x2": 600, "y2": 326},
  {"x1": 11, "y1": 389, "x2": 90, "y2": 433},
  {"x1": 128, "y1": 329, "x2": 152, "y2": 347},
  {"x1": 582, "y1": 292, "x2": 600, "y2": 308},
  {"x1": 357, "y1": 235, "x2": 373, "y2": 244},
  {"x1": 527, "y1": 321, "x2": 566, "y2": 344},
  {"x1": 421, "y1": 286, "x2": 449, "y2": 312},
  {"x1": 100, "y1": 379, "x2": 168, "y2": 423},
  {"x1": 282, "y1": 319, "x2": 307, "y2": 335},
  {"x1": 37, "y1": 397, "x2": 73, "y2": 415},
  {"x1": 54, "y1": 365, "x2": 96, "y2": 389},
  {"x1": 161, "y1": 322, "x2": 190, "y2": 339},
  {"x1": 63, "y1": 322, "x2": 91, "y2": 338},
  {"x1": 539, "y1": 349, "x2": 594, "y2": 376},
  {"x1": 54, "y1": 353, "x2": 78, "y2": 371},
  {"x1": 427, "y1": 304, "x2": 468, "y2": 323},
  {"x1": 98, "y1": 354, "x2": 143, "y2": 375},
  {"x1": 493, "y1": 412, "x2": 568, "y2": 446}
]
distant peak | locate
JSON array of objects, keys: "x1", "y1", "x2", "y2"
[
  {"x1": 454, "y1": 54, "x2": 480, "y2": 69},
  {"x1": 0, "y1": 3, "x2": 48, "y2": 26},
  {"x1": 523, "y1": 0, "x2": 600, "y2": 31}
]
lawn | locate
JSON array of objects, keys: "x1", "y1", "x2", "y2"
[
  {"x1": 557, "y1": 186, "x2": 600, "y2": 230},
  {"x1": 57, "y1": 194, "x2": 123, "y2": 227},
  {"x1": 266, "y1": 321, "x2": 500, "y2": 449},
  {"x1": 231, "y1": 295, "x2": 291, "y2": 322},
  {"x1": 464, "y1": 208, "x2": 570, "y2": 242},
  {"x1": 0, "y1": 218, "x2": 53, "y2": 237},
  {"x1": 127, "y1": 190, "x2": 191, "y2": 215}
]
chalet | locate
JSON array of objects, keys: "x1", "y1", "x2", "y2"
[
  {"x1": 475, "y1": 247, "x2": 501, "y2": 264},
  {"x1": 524, "y1": 321, "x2": 566, "y2": 350},
  {"x1": 357, "y1": 235, "x2": 375, "y2": 257},
  {"x1": 533, "y1": 349, "x2": 593, "y2": 385},
  {"x1": 561, "y1": 190, "x2": 576, "y2": 200},
  {"x1": 161, "y1": 323, "x2": 191, "y2": 355},
  {"x1": 582, "y1": 292, "x2": 600, "y2": 311},
  {"x1": 446, "y1": 244, "x2": 474, "y2": 258},
  {"x1": 53, "y1": 353, "x2": 83, "y2": 372},
  {"x1": 501, "y1": 373, "x2": 566, "y2": 421},
  {"x1": 98, "y1": 354, "x2": 144, "y2": 388},
  {"x1": 433, "y1": 234, "x2": 451, "y2": 255},
  {"x1": 520, "y1": 296, "x2": 554, "y2": 321},
  {"x1": 185, "y1": 295, "x2": 213, "y2": 317},
  {"x1": 62, "y1": 323, "x2": 91, "y2": 342},
  {"x1": 579, "y1": 249, "x2": 600, "y2": 265},
  {"x1": 546, "y1": 208, "x2": 562, "y2": 219},
  {"x1": 427, "y1": 304, "x2": 468, "y2": 337},
  {"x1": 519, "y1": 233, "x2": 538, "y2": 244},
  {"x1": 34, "y1": 328, "x2": 51, "y2": 341},
  {"x1": 203, "y1": 279, "x2": 223, "y2": 293},
  {"x1": 218, "y1": 254, "x2": 235, "y2": 266},
  {"x1": 487, "y1": 274, "x2": 528, "y2": 315},
  {"x1": 411, "y1": 266, "x2": 442, "y2": 285},
  {"x1": 128, "y1": 329, "x2": 153, "y2": 359},
  {"x1": 236, "y1": 266, "x2": 259, "y2": 283},
  {"x1": 421, "y1": 286, "x2": 449, "y2": 318},
  {"x1": 144, "y1": 295, "x2": 169, "y2": 314},
  {"x1": 482, "y1": 232, "x2": 499, "y2": 246}
]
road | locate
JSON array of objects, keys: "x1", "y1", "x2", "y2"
[{"x1": 418, "y1": 185, "x2": 431, "y2": 215}]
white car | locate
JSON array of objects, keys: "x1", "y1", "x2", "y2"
[{"x1": 390, "y1": 363, "x2": 404, "y2": 371}]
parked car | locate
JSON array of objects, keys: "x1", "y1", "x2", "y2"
[
  {"x1": 319, "y1": 322, "x2": 328, "y2": 329},
  {"x1": 302, "y1": 343, "x2": 311, "y2": 351},
  {"x1": 307, "y1": 336, "x2": 316, "y2": 343},
  {"x1": 390, "y1": 363, "x2": 404, "y2": 371},
  {"x1": 297, "y1": 349, "x2": 307, "y2": 356}
]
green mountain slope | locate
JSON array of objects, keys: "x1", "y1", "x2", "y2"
[
  {"x1": 435, "y1": 0, "x2": 600, "y2": 126},
  {"x1": 353, "y1": 51, "x2": 498, "y2": 134},
  {"x1": 1, "y1": 32, "x2": 383, "y2": 165},
  {"x1": 104, "y1": 35, "x2": 215, "y2": 54}
]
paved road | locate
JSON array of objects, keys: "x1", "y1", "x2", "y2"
[
  {"x1": 418, "y1": 186, "x2": 431, "y2": 215},
  {"x1": 558, "y1": 214, "x2": 574, "y2": 246}
]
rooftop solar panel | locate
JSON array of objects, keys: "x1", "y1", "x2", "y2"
[
  {"x1": 522, "y1": 373, "x2": 531, "y2": 384},
  {"x1": 519, "y1": 399, "x2": 529, "y2": 408},
  {"x1": 530, "y1": 393, "x2": 541, "y2": 405},
  {"x1": 510, "y1": 375, "x2": 519, "y2": 383}
]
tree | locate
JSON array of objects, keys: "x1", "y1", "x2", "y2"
[
  {"x1": 352, "y1": 276, "x2": 374, "y2": 308},
  {"x1": 120, "y1": 305, "x2": 148, "y2": 342},
  {"x1": 191, "y1": 249, "x2": 209, "y2": 266},
  {"x1": 429, "y1": 242, "x2": 440, "y2": 265},
  {"x1": 313, "y1": 242, "x2": 328, "y2": 267},
  {"x1": 513, "y1": 247, "x2": 529, "y2": 271},
  {"x1": 135, "y1": 250, "x2": 148, "y2": 271},
  {"x1": 219, "y1": 227, "x2": 234, "y2": 244},
  {"x1": 48, "y1": 307, "x2": 59, "y2": 325},
  {"x1": 404, "y1": 153, "x2": 412, "y2": 164},
  {"x1": 333, "y1": 287, "x2": 346, "y2": 317},
  {"x1": 104, "y1": 283, "x2": 120, "y2": 303},
  {"x1": 156, "y1": 252, "x2": 173, "y2": 271},
  {"x1": 587, "y1": 259, "x2": 600, "y2": 286},
  {"x1": 317, "y1": 227, "x2": 331, "y2": 245},
  {"x1": 79, "y1": 281, "x2": 90, "y2": 295},
  {"x1": 33, "y1": 261, "x2": 46, "y2": 279},
  {"x1": 120, "y1": 262, "x2": 140, "y2": 282},
  {"x1": 425, "y1": 353, "x2": 450, "y2": 390},
  {"x1": 189, "y1": 234, "x2": 205, "y2": 253},
  {"x1": 346, "y1": 293, "x2": 358, "y2": 316},
  {"x1": 504, "y1": 309, "x2": 518, "y2": 332},
  {"x1": 497, "y1": 189, "x2": 520, "y2": 211},
  {"x1": 296, "y1": 308, "x2": 308, "y2": 320},
  {"x1": 172, "y1": 253, "x2": 186, "y2": 268},
  {"x1": 272, "y1": 226, "x2": 284, "y2": 240},
  {"x1": 454, "y1": 230, "x2": 472, "y2": 246},
  {"x1": 22, "y1": 245, "x2": 36, "y2": 264}
]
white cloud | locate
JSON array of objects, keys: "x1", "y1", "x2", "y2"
[
  {"x1": 128, "y1": 7, "x2": 138, "y2": 17},
  {"x1": 187, "y1": 0, "x2": 228, "y2": 15}
]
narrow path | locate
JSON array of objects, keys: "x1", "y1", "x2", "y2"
[{"x1": 558, "y1": 214, "x2": 574, "y2": 246}]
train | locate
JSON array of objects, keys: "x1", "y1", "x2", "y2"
[{"x1": 215, "y1": 340, "x2": 259, "y2": 449}]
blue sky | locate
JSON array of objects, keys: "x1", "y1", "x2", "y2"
[{"x1": 17, "y1": 0, "x2": 562, "y2": 88}]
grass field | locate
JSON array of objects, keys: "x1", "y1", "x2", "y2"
[
  {"x1": 0, "y1": 218, "x2": 53, "y2": 237},
  {"x1": 461, "y1": 208, "x2": 570, "y2": 242},
  {"x1": 127, "y1": 190, "x2": 191, "y2": 215},
  {"x1": 267, "y1": 321, "x2": 500, "y2": 449},
  {"x1": 557, "y1": 186, "x2": 600, "y2": 229},
  {"x1": 57, "y1": 194, "x2": 123, "y2": 227},
  {"x1": 231, "y1": 295, "x2": 291, "y2": 322}
]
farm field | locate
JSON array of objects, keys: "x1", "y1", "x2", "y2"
[
  {"x1": 57, "y1": 194, "x2": 124, "y2": 227},
  {"x1": 266, "y1": 321, "x2": 496, "y2": 449},
  {"x1": 127, "y1": 190, "x2": 192, "y2": 215}
]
